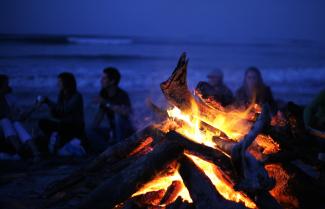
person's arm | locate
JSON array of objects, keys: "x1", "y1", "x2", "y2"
[
  {"x1": 92, "y1": 109, "x2": 105, "y2": 129},
  {"x1": 44, "y1": 97, "x2": 57, "y2": 110},
  {"x1": 104, "y1": 92, "x2": 132, "y2": 116},
  {"x1": 107, "y1": 104, "x2": 131, "y2": 116}
]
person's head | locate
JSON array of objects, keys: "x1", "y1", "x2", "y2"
[
  {"x1": 0, "y1": 74, "x2": 11, "y2": 94},
  {"x1": 57, "y1": 72, "x2": 77, "y2": 95},
  {"x1": 101, "y1": 67, "x2": 121, "y2": 88},
  {"x1": 207, "y1": 69, "x2": 224, "y2": 86},
  {"x1": 243, "y1": 66, "x2": 264, "y2": 90}
]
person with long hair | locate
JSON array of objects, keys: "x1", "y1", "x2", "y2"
[
  {"x1": 92, "y1": 67, "x2": 134, "y2": 145},
  {"x1": 38, "y1": 72, "x2": 85, "y2": 154},
  {"x1": 235, "y1": 67, "x2": 276, "y2": 111}
]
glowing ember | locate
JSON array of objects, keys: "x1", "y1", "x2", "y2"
[
  {"x1": 131, "y1": 170, "x2": 193, "y2": 205},
  {"x1": 185, "y1": 153, "x2": 256, "y2": 208}
]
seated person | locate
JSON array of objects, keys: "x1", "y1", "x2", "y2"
[
  {"x1": 0, "y1": 74, "x2": 39, "y2": 160},
  {"x1": 195, "y1": 69, "x2": 234, "y2": 107},
  {"x1": 38, "y1": 72, "x2": 85, "y2": 154},
  {"x1": 235, "y1": 66, "x2": 276, "y2": 112},
  {"x1": 304, "y1": 89, "x2": 325, "y2": 139},
  {"x1": 92, "y1": 67, "x2": 134, "y2": 144}
]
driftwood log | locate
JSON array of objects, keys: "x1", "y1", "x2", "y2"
[
  {"x1": 179, "y1": 156, "x2": 246, "y2": 209},
  {"x1": 166, "y1": 131, "x2": 233, "y2": 173},
  {"x1": 213, "y1": 105, "x2": 282, "y2": 209},
  {"x1": 78, "y1": 141, "x2": 184, "y2": 209},
  {"x1": 44, "y1": 125, "x2": 164, "y2": 198}
]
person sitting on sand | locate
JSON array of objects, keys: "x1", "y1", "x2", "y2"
[
  {"x1": 195, "y1": 69, "x2": 234, "y2": 107},
  {"x1": 92, "y1": 67, "x2": 134, "y2": 144},
  {"x1": 235, "y1": 66, "x2": 276, "y2": 112},
  {"x1": 304, "y1": 89, "x2": 325, "y2": 139},
  {"x1": 0, "y1": 74, "x2": 40, "y2": 160},
  {"x1": 38, "y1": 72, "x2": 86, "y2": 155}
]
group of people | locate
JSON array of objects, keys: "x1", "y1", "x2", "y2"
[
  {"x1": 201, "y1": 66, "x2": 276, "y2": 111},
  {"x1": 201, "y1": 66, "x2": 325, "y2": 159},
  {"x1": 0, "y1": 65, "x2": 324, "y2": 161},
  {"x1": 0, "y1": 67, "x2": 134, "y2": 160}
]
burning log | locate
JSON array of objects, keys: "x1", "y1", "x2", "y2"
[
  {"x1": 214, "y1": 105, "x2": 275, "y2": 192},
  {"x1": 90, "y1": 125, "x2": 165, "y2": 170},
  {"x1": 133, "y1": 189, "x2": 166, "y2": 206},
  {"x1": 44, "y1": 125, "x2": 164, "y2": 198},
  {"x1": 213, "y1": 105, "x2": 283, "y2": 209},
  {"x1": 178, "y1": 156, "x2": 247, "y2": 209},
  {"x1": 166, "y1": 130, "x2": 232, "y2": 172},
  {"x1": 195, "y1": 81, "x2": 226, "y2": 111},
  {"x1": 159, "y1": 181, "x2": 183, "y2": 205},
  {"x1": 78, "y1": 141, "x2": 184, "y2": 209}
]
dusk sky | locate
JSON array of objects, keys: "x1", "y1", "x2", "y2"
[{"x1": 1, "y1": 0, "x2": 325, "y2": 43}]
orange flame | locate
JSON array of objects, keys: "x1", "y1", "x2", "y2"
[
  {"x1": 185, "y1": 153, "x2": 256, "y2": 208},
  {"x1": 131, "y1": 169, "x2": 193, "y2": 205},
  {"x1": 167, "y1": 99, "x2": 254, "y2": 146}
]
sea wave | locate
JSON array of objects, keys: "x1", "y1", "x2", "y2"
[{"x1": 67, "y1": 36, "x2": 133, "y2": 45}]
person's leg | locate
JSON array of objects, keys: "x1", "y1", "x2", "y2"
[
  {"x1": 39, "y1": 118, "x2": 60, "y2": 136},
  {"x1": 55, "y1": 122, "x2": 82, "y2": 147},
  {"x1": 0, "y1": 118, "x2": 22, "y2": 153},
  {"x1": 39, "y1": 118, "x2": 60, "y2": 154},
  {"x1": 13, "y1": 121, "x2": 40, "y2": 160}
]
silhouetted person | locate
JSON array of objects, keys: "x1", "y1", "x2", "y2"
[
  {"x1": 38, "y1": 72, "x2": 85, "y2": 154},
  {"x1": 0, "y1": 74, "x2": 39, "y2": 160},
  {"x1": 235, "y1": 67, "x2": 276, "y2": 111},
  {"x1": 92, "y1": 67, "x2": 134, "y2": 143}
]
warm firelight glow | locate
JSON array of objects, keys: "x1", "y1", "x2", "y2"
[
  {"x1": 167, "y1": 99, "x2": 255, "y2": 147},
  {"x1": 135, "y1": 97, "x2": 278, "y2": 208},
  {"x1": 131, "y1": 170, "x2": 193, "y2": 204},
  {"x1": 165, "y1": 99, "x2": 262, "y2": 208},
  {"x1": 185, "y1": 153, "x2": 256, "y2": 208}
]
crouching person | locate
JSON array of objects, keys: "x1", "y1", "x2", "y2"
[
  {"x1": 0, "y1": 74, "x2": 40, "y2": 160},
  {"x1": 92, "y1": 67, "x2": 134, "y2": 147},
  {"x1": 38, "y1": 72, "x2": 86, "y2": 156}
]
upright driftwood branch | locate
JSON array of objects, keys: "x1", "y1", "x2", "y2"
[{"x1": 160, "y1": 53, "x2": 251, "y2": 128}]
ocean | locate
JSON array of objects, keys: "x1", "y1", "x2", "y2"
[{"x1": 0, "y1": 35, "x2": 324, "y2": 129}]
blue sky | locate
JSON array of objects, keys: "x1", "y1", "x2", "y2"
[{"x1": 1, "y1": 0, "x2": 324, "y2": 43}]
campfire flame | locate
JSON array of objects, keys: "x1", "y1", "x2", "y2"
[
  {"x1": 131, "y1": 169, "x2": 193, "y2": 205},
  {"x1": 185, "y1": 153, "x2": 256, "y2": 208},
  {"x1": 130, "y1": 89, "x2": 281, "y2": 207},
  {"x1": 166, "y1": 99, "x2": 254, "y2": 146}
]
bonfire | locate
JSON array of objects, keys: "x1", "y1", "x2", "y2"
[{"x1": 43, "y1": 53, "x2": 323, "y2": 209}]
